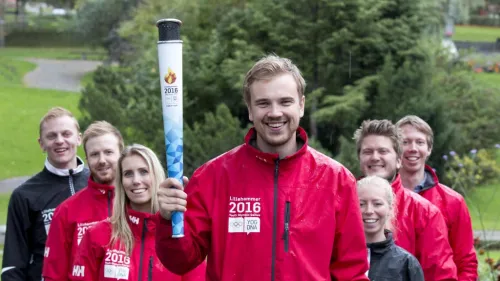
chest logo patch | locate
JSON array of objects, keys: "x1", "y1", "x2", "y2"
[{"x1": 228, "y1": 196, "x2": 261, "y2": 234}]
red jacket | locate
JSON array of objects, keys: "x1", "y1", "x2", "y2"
[
  {"x1": 391, "y1": 174, "x2": 458, "y2": 281},
  {"x1": 156, "y1": 127, "x2": 369, "y2": 281},
  {"x1": 70, "y1": 207, "x2": 205, "y2": 281},
  {"x1": 418, "y1": 166, "x2": 477, "y2": 281},
  {"x1": 43, "y1": 178, "x2": 115, "y2": 281}
]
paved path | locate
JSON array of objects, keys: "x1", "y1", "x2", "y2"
[{"x1": 23, "y1": 58, "x2": 101, "y2": 92}]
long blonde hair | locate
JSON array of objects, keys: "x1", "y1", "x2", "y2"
[
  {"x1": 110, "y1": 144, "x2": 165, "y2": 254},
  {"x1": 356, "y1": 176, "x2": 398, "y2": 233}
]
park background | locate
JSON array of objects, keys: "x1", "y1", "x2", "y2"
[{"x1": 1, "y1": 0, "x2": 500, "y2": 279}]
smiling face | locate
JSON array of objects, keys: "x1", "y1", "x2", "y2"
[
  {"x1": 359, "y1": 135, "x2": 401, "y2": 181},
  {"x1": 247, "y1": 73, "x2": 305, "y2": 156},
  {"x1": 358, "y1": 184, "x2": 391, "y2": 242},
  {"x1": 121, "y1": 154, "x2": 152, "y2": 212},
  {"x1": 85, "y1": 133, "x2": 121, "y2": 185},
  {"x1": 38, "y1": 116, "x2": 81, "y2": 169},
  {"x1": 400, "y1": 124, "x2": 431, "y2": 174}
]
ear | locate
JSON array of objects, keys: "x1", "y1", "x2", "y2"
[
  {"x1": 247, "y1": 102, "x2": 254, "y2": 122},
  {"x1": 77, "y1": 132, "x2": 82, "y2": 146},
  {"x1": 299, "y1": 95, "x2": 305, "y2": 118},
  {"x1": 396, "y1": 155, "x2": 402, "y2": 170},
  {"x1": 38, "y1": 137, "x2": 45, "y2": 153}
]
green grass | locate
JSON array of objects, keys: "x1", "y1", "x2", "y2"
[
  {"x1": 0, "y1": 57, "x2": 37, "y2": 85},
  {"x1": 474, "y1": 73, "x2": 500, "y2": 89},
  {"x1": 466, "y1": 184, "x2": 500, "y2": 230},
  {"x1": 0, "y1": 47, "x2": 106, "y2": 61},
  {"x1": 453, "y1": 25, "x2": 500, "y2": 42},
  {"x1": 0, "y1": 194, "x2": 11, "y2": 225}
]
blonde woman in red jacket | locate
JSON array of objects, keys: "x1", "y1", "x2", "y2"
[{"x1": 70, "y1": 144, "x2": 206, "y2": 281}]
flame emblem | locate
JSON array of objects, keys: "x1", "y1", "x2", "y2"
[{"x1": 164, "y1": 67, "x2": 177, "y2": 84}]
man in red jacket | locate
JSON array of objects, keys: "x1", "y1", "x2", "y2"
[
  {"x1": 42, "y1": 121, "x2": 124, "y2": 281},
  {"x1": 396, "y1": 115, "x2": 478, "y2": 281},
  {"x1": 155, "y1": 54, "x2": 370, "y2": 280},
  {"x1": 354, "y1": 119, "x2": 458, "y2": 281}
]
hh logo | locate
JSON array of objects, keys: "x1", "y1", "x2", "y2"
[
  {"x1": 72, "y1": 265, "x2": 85, "y2": 277},
  {"x1": 44, "y1": 247, "x2": 50, "y2": 258},
  {"x1": 129, "y1": 215, "x2": 139, "y2": 225}
]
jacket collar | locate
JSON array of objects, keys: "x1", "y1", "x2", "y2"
[
  {"x1": 45, "y1": 156, "x2": 85, "y2": 176},
  {"x1": 367, "y1": 230, "x2": 394, "y2": 255},
  {"x1": 243, "y1": 127, "x2": 308, "y2": 165},
  {"x1": 126, "y1": 206, "x2": 155, "y2": 236},
  {"x1": 88, "y1": 177, "x2": 115, "y2": 194},
  {"x1": 391, "y1": 174, "x2": 404, "y2": 195}
]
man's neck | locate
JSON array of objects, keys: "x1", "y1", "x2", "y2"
[
  {"x1": 256, "y1": 134, "x2": 299, "y2": 159},
  {"x1": 47, "y1": 158, "x2": 77, "y2": 170},
  {"x1": 400, "y1": 168, "x2": 425, "y2": 190}
]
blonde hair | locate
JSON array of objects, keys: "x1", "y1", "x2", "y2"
[
  {"x1": 82, "y1": 121, "x2": 124, "y2": 154},
  {"x1": 353, "y1": 119, "x2": 403, "y2": 159},
  {"x1": 395, "y1": 115, "x2": 434, "y2": 149},
  {"x1": 39, "y1": 107, "x2": 80, "y2": 136},
  {"x1": 357, "y1": 176, "x2": 397, "y2": 232},
  {"x1": 243, "y1": 54, "x2": 306, "y2": 104},
  {"x1": 110, "y1": 144, "x2": 165, "y2": 255}
]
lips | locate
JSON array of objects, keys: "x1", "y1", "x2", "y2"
[
  {"x1": 363, "y1": 219, "x2": 379, "y2": 223},
  {"x1": 54, "y1": 148, "x2": 68, "y2": 153},
  {"x1": 266, "y1": 122, "x2": 287, "y2": 130},
  {"x1": 405, "y1": 156, "x2": 419, "y2": 161},
  {"x1": 131, "y1": 188, "x2": 147, "y2": 194}
]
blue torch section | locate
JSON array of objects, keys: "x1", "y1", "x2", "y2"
[{"x1": 164, "y1": 117, "x2": 184, "y2": 237}]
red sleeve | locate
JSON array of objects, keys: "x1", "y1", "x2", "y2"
[
  {"x1": 181, "y1": 260, "x2": 207, "y2": 281},
  {"x1": 69, "y1": 227, "x2": 104, "y2": 281},
  {"x1": 330, "y1": 169, "x2": 370, "y2": 281},
  {"x1": 449, "y1": 197, "x2": 477, "y2": 281},
  {"x1": 43, "y1": 204, "x2": 71, "y2": 281},
  {"x1": 415, "y1": 206, "x2": 458, "y2": 281},
  {"x1": 156, "y1": 167, "x2": 211, "y2": 275}
]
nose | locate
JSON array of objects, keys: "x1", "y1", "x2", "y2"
[
  {"x1": 132, "y1": 173, "x2": 141, "y2": 185},
  {"x1": 371, "y1": 151, "x2": 381, "y2": 161},
  {"x1": 268, "y1": 103, "x2": 283, "y2": 118},
  {"x1": 98, "y1": 153, "x2": 106, "y2": 164},
  {"x1": 409, "y1": 142, "x2": 417, "y2": 151},
  {"x1": 364, "y1": 203, "x2": 374, "y2": 214},
  {"x1": 54, "y1": 134, "x2": 64, "y2": 144}
]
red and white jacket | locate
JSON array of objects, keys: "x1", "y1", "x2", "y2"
[
  {"x1": 43, "y1": 178, "x2": 115, "y2": 281},
  {"x1": 416, "y1": 166, "x2": 477, "y2": 281},
  {"x1": 70, "y1": 207, "x2": 205, "y2": 281},
  {"x1": 156, "y1": 127, "x2": 369, "y2": 281},
  {"x1": 391, "y1": 174, "x2": 458, "y2": 281}
]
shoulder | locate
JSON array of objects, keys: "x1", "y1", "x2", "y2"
[
  {"x1": 305, "y1": 147, "x2": 355, "y2": 179},
  {"x1": 435, "y1": 183, "x2": 466, "y2": 205},
  {"x1": 403, "y1": 188, "x2": 442, "y2": 217},
  {"x1": 191, "y1": 144, "x2": 246, "y2": 177}
]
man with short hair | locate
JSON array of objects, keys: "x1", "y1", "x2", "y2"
[
  {"x1": 155, "y1": 54, "x2": 370, "y2": 280},
  {"x1": 396, "y1": 115, "x2": 477, "y2": 281},
  {"x1": 354, "y1": 119, "x2": 458, "y2": 281},
  {"x1": 2, "y1": 107, "x2": 90, "y2": 281},
  {"x1": 42, "y1": 121, "x2": 124, "y2": 281}
]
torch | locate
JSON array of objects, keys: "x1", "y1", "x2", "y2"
[{"x1": 156, "y1": 18, "x2": 184, "y2": 238}]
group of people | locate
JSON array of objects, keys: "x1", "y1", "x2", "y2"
[{"x1": 1, "y1": 54, "x2": 477, "y2": 281}]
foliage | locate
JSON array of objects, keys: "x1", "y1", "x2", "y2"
[{"x1": 443, "y1": 149, "x2": 500, "y2": 193}]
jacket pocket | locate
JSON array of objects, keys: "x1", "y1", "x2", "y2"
[{"x1": 283, "y1": 201, "x2": 290, "y2": 253}]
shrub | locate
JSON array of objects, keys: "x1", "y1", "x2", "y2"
[{"x1": 443, "y1": 148, "x2": 500, "y2": 194}]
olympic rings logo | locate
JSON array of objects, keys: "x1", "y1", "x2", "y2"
[{"x1": 231, "y1": 221, "x2": 243, "y2": 227}]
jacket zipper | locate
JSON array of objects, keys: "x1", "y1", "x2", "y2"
[
  {"x1": 148, "y1": 256, "x2": 153, "y2": 281},
  {"x1": 283, "y1": 201, "x2": 290, "y2": 253},
  {"x1": 68, "y1": 169, "x2": 75, "y2": 195},
  {"x1": 138, "y1": 218, "x2": 147, "y2": 281},
  {"x1": 271, "y1": 159, "x2": 279, "y2": 281},
  {"x1": 107, "y1": 192, "x2": 112, "y2": 217}
]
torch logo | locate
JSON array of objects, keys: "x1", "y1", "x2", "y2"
[{"x1": 164, "y1": 67, "x2": 177, "y2": 84}]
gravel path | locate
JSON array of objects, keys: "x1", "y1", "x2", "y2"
[{"x1": 23, "y1": 58, "x2": 101, "y2": 92}]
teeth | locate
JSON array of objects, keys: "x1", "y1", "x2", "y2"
[
  {"x1": 268, "y1": 123, "x2": 284, "y2": 128},
  {"x1": 363, "y1": 219, "x2": 378, "y2": 223},
  {"x1": 407, "y1": 157, "x2": 418, "y2": 161},
  {"x1": 131, "y1": 189, "x2": 146, "y2": 194},
  {"x1": 55, "y1": 149, "x2": 67, "y2": 152}
]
